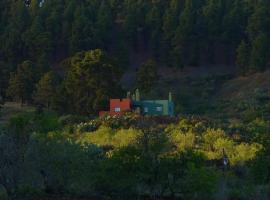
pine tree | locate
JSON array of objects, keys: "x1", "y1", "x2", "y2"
[
  {"x1": 247, "y1": 3, "x2": 270, "y2": 41},
  {"x1": 162, "y1": 0, "x2": 181, "y2": 64},
  {"x1": 172, "y1": 0, "x2": 203, "y2": 68},
  {"x1": 136, "y1": 59, "x2": 158, "y2": 93},
  {"x1": 34, "y1": 71, "x2": 58, "y2": 108},
  {"x1": 0, "y1": 61, "x2": 10, "y2": 99},
  {"x1": 6, "y1": 61, "x2": 35, "y2": 105},
  {"x1": 23, "y1": 16, "x2": 53, "y2": 62},
  {"x1": 64, "y1": 49, "x2": 122, "y2": 115},
  {"x1": 222, "y1": 0, "x2": 247, "y2": 45},
  {"x1": 146, "y1": 2, "x2": 163, "y2": 58},
  {"x1": 1, "y1": 1, "x2": 29, "y2": 64},
  {"x1": 250, "y1": 33, "x2": 270, "y2": 72},
  {"x1": 70, "y1": 7, "x2": 94, "y2": 53},
  {"x1": 0, "y1": 95, "x2": 4, "y2": 111},
  {"x1": 96, "y1": 1, "x2": 113, "y2": 48},
  {"x1": 162, "y1": 0, "x2": 181, "y2": 40},
  {"x1": 236, "y1": 40, "x2": 250, "y2": 75}
]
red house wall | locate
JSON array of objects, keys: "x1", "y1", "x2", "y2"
[
  {"x1": 110, "y1": 99, "x2": 131, "y2": 116},
  {"x1": 99, "y1": 99, "x2": 132, "y2": 117}
]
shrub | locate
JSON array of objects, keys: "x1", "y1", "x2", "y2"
[{"x1": 79, "y1": 126, "x2": 141, "y2": 149}]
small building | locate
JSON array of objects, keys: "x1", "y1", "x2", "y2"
[
  {"x1": 133, "y1": 100, "x2": 174, "y2": 116},
  {"x1": 99, "y1": 89, "x2": 174, "y2": 117},
  {"x1": 99, "y1": 98, "x2": 132, "y2": 117}
]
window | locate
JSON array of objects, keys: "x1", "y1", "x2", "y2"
[
  {"x1": 156, "y1": 107, "x2": 163, "y2": 112},
  {"x1": 115, "y1": 107, "x2": 121, "y2": 112},
  {"x1": 144, "y1": 107, "x2": 149, "y2": 113}
]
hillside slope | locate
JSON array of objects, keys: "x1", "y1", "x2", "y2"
[{"x1": 218, "y1": 70, "x2": 270, "y2": 101}]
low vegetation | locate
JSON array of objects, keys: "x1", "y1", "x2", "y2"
[{"x1": 1, "y1": 98, "x2": 270, "y2": 200}]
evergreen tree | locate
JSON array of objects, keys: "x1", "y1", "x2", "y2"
[
  {"x1": 247, "y1": 3, "x2": 270, "y2": 41},
  {"x1": 64, "y1": 49, "x2": 122, "y2": 115},
  {"x1": 70, "y1": 7, "x2": 95, "y2": 54},
  {"x1": 236, "y1": 40, "x2": 250, "y2": 75},
  {"x1": 250, "y1": 33, "x2": 270, "y2": 72},
  {"x1": 222, "y1": 0, "x2": 247, "y2": 45},
  {"x1": 145, "y1": 2, "x2": 163, "y2": 58},
  {"x1": 162, "y1": 0, "x2": 182, "y2": 40},
  {"x1": 0, "y1": 61, "x2": 10, "y2": 99},
  {"x1": 6, "y1": 61, "x2": 35, "y2": 105},
  {"x1": 162, "y1": 0, "x2": 182, "y2": 64},
  {"x1": 34, "y1": 71, "x2": 58, "y2": 108},
  {"x1": 0, "y1": 94, "x2": 3, "y2": 112},
  {"x1": 1, "y1": 0, "x2": 270, "y2": 79},
  {"x1": 23, "y1": 16, "x2": 53, "y2": 62},
  {"x1": 96, "y1": 1, "x2": 113, "y2": 48},
  {"x1": 172, "y1": 0, "x2": 203, "y2": 68},
  {"x1": 1, "y1": 1, "x2": 29, "y2": 64},
  {"x1": 122, "y1": 0, "x2": 146, "y2": 48},
  {"x1": 0, "y1": 62, "x2": 6, "y2": 111},
  {"x1": 202, "y1": 0, "x2": 226, "y2": 41},
  {"x1": 51, "y1": 83, "x2": 69, "y2": 114},
  {"x1": 136, "y1": 59, "x2": 158, "y2": 93}
]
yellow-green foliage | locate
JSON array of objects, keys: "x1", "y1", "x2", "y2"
[
  {"x1": 111, "y1": 128, "x2": 141, "y2": 148},
  {"x1": 77, "y1": 119, "x2": 262, "y2": 166},
  {"x1": 231, "y1": 143, "x2": 262, "y2": 165},
  {"x1": 78, "y1": 125, "x2": 141, "y2": 148},
  {"x1": 209, "y1": 138, "x2": 235, "y2": 160},
  {"x1": 169, "y1": 130, "x2": 196, "y2": 152},
  {"x1": 80, "y1": 126, "x2": 113, "y2": 146},
  {"x1": 202, "y1": 129, "x2": 227, "y2": 151},
  {"x1": 201, "y1": 129, "x2": 262, "y2": 165},
  {"x1": 166, "y1": 122, "x2": 262, "y2": 166}
]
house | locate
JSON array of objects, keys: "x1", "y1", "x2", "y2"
[
  {"x1": 133, "y1": 100, "x2": 174, "y2": 116},
  {"x1": 99, "y1": 89, "x2": 174, "y2": 117},
  {"x1": 99, "y1": 98, "x2": 132, "y2": 117}
]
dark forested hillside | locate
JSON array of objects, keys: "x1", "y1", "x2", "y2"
[
  {"x1": 1, "y1": 0, "x2": 270, "y2": 115},
  {"x1": 1, "y1": 0, "x2": 270, "y2": 72}
]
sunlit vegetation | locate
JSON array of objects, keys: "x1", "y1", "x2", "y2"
[{"x1": 1, "y1": 107, "x2": 270, "y2": 199}]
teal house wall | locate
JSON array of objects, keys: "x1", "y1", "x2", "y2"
[
  {"x1": 129, "y1": 89, "x2": 175, "y2": 117},
  {"x1": 133, "y1": 100, "x2": 174, "y2": 116}
]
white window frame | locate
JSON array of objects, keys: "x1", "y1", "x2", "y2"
[
  {"x1": 115, "y1": 107, "x2": 121, "y2": 112},
  {"x1": 156, "y1": 107, "x2": 163, "y2": 112}
]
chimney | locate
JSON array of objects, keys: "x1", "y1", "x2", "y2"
[
  {"x1": 135, "y1": 89, "x2": 140, "y2": 101},
  {"x1": 132, "y1": 94, "x2": 136, "y2": 101},
  {"x1": 127, "y1": 91, "x2": 131, "y2": 99},
  {"x1": 169, "y1": 92, "x2": 172, "y2": 102}
]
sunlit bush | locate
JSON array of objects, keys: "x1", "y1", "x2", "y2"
[{"x1": 78, "y1": 125, "x2": 141, "y2": 149}]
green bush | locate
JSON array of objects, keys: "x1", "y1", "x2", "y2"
[
  {"x1": 34, "y1": 112, "x2": 60, "y2": 133},
  {"x1": 8, "y1": 111, "x2": 60, "y2": 133}
]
